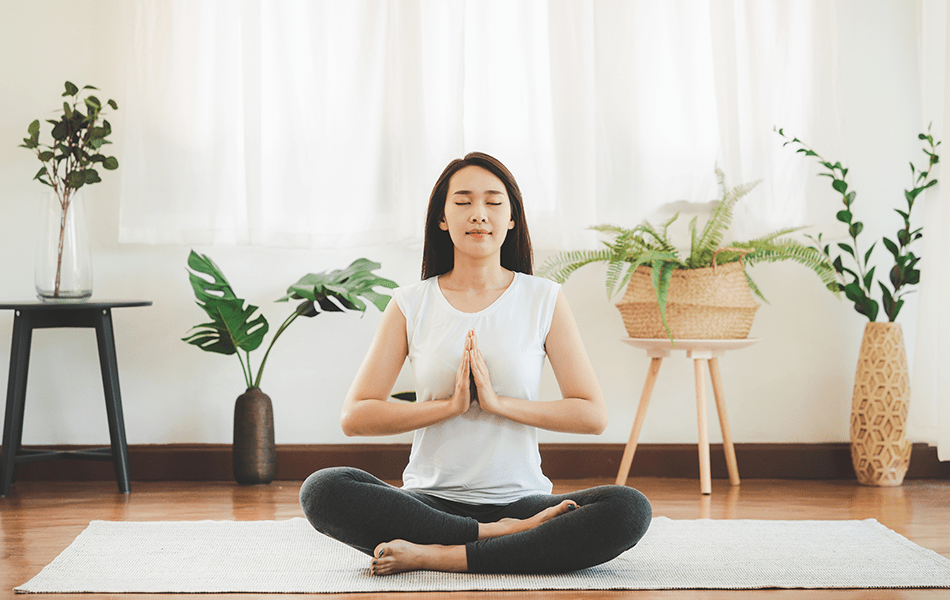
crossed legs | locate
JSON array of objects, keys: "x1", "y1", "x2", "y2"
[{"x1": 299, "y1": 467, "x2": 652, "y2": 575}]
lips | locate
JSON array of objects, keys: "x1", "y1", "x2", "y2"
[{"x1": 467, "y1": 229, "x2": 491, "y2": 237}]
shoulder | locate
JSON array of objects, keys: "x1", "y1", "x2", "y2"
[
  {"x1": 393, "y1": 277, "x2": 438, "y2": 323},
  {"x1": 394, "y1": 277, "x2": 435, "y2": 303},
  {"x1": 514, "y1": 272, "x2": 560, "y2": 296}
]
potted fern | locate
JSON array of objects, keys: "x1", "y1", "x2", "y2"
[
  {"x1": 540, "y1": 170, "x2": 837, "y2": 340},
  {"x1": 183, "y1": 251, "x2": 398, "y2": 484}
]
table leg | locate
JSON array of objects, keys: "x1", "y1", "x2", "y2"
[
  {"x1": 694, "y1": 358, "x2": 711, "y2": 495},
  {"x1": 615, "y1": 357, "x2": 662, "y2": 486},
  {"x1": 709, "y1": 357, "x2": 740, "y2": 486},
  {"x1": 1, "y1": 311, "x2": 32, "y2": 496},
  {"x1": 94, "y1": 309, "x2": 131, "y2": 494}
]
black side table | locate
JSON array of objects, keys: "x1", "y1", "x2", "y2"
[{"x1": 0, "y1": 301, "x2": 152, "y2": 496}]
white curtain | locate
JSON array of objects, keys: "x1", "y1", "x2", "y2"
[
  {"x1": 910, "y1": 0, "x2": 950, "y2": 460},
  {"x1": 119, "y1": 0, "x2": 840, "y2": 250}
]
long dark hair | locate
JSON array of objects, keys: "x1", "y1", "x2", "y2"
[{"x1": 421, "y1": 152, "x2": 533, "y2": 279}]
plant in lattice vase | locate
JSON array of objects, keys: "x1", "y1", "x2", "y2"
[{"x1": 779, "y1": 126, "x2": 940, "y2": 486}]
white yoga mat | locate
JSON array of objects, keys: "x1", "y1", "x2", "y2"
[{"x1": 16, "y1": 517, "x2": 950, "y2": 593}]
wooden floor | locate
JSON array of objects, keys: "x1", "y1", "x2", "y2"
[{"x1": 1, "y1": 477, "x2": 948, "y2": 599}]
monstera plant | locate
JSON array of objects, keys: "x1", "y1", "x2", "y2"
[{"x1": 183, "y1": 250, "x2": 398, "y2": 484}]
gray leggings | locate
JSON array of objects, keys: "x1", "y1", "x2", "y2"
[{"x1": 299, "y1": 466, "x2": 652, "y2": 574}]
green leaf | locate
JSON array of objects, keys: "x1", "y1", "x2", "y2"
[
  {"x1": 836, "y1": 210, "x2": 852, "y2": 223},
  {"x1": 832, "y1": 179, "x2": 848, "y2": 194},
  {"x1": 66, "y1": 171, "x2": 86, "y2": 188},
  {"x1": 27, "y1": 119, "x2": 40, "y2": 136},
  {"x1": 50, "y1": 122, "x2": 67, "y2": 141},
  {"x1": 182, "y1": 299, "x2": 269, "y2": 355},
  {"x1": 651, "y1": 261, "x2": 676, "y2": 341},
  {"x1": 186, "y1": 250, "x2": 239, "y2": 309},
  {"x1": 849, "y1": 222, "x2": 863, "y2": 238},
  {"x1": 863, "y1": 266, "x2": 876, "y2": 292},
  {"x1": 63, "y1": 81, "x2": 79, "y2": 96},
  {"x1": 107, "y1": 99, "x2": 118, "y2": 110},
  {"x1": 280, "y1": 258, "x2": 398, "y2": 314},
  {"x1": 37, "y1": 151, "x2": 54, "y2": 162},
  {"x1": 184, "y1": 250, "x2": 269, "y2": 354},
  {"x1": 837, "y1": 243, "x2": 855, "y2": 258},
  {"x1": 882, "y1": 237, "x2": 899, "y2": 258},
  {"x1": 83, "y1": 169, "x2": 101, "y2": 184},
  {"x1": 102, "y1": 156, "x2": 119, "y2": 170}
]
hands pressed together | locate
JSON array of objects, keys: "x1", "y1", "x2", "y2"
[{"x1": 449, "y1": 329, "x2": 503, "y2": 417}]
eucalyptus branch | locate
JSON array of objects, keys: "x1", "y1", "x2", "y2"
[
  {"x1": 777, "y1": 125, "x2": 940, "y2": 322},
  {"x1": 19, "y1": 81, "x2": 119, "y2": 298}
]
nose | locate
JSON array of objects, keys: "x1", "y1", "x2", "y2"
[{"x1": 470, "y1": 209, "x2": 487, "y2": 223}]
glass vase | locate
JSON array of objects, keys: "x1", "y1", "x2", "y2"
[{"x1": 35, "y1": 189, "x2": 92, "y2": 301}]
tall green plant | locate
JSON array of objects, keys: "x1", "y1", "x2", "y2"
[
  {"x1": 18, "y1": 81, "x2": 119, "y2": 297},
  {"x1": 540, "y1": 170, "x2": 837, "y2": 339},
  {"x1": 183, "y1": 251, "x2": 398, "y2": 389},
  {"x1": 776, "y1": 127, "x2": 940, "y2": 322}
]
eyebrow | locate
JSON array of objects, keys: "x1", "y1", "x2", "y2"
[{"x1": 452, "y1": 189, "x2": 505, "y2": 195}]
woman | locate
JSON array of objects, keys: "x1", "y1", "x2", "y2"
[{"x1": 300, "y1": 152, "x2": 651, "y2": 575}]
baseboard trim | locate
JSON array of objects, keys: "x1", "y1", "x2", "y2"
[{"x1": 5, "y1": 442, "x2": 948, "y2": 482}]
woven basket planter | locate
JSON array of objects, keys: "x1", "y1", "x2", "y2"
[{"x1": 616, "y1": 261, "x2": 759, "y2": 339}]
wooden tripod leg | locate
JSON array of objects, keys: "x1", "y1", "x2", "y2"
[
  {"x1": 709, "y1": 357, "x2": 740, "y2": 486},
  {"x1": 694, "y1": 359, "x2": 712, "y2": 495},
  {"x1": 615, "y1": 357, "x2": 662, "y2": 486}
]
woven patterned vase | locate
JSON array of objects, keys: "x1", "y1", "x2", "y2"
[
  {"x1": 850, "y1": 322, "x2": 912, "y2": 486},
  {"x1": 615, "y1": 262, "x2": 759, "y2": 339},
  {"x1": 233, "y1": 388, "x2": 276, "y2": 485}
]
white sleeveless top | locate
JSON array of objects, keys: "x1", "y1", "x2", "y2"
[{"x1": 394, "y1": 272, "x2": 559, "y2": 504}]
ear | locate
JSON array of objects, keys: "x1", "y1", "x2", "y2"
[
  {"x1": 508, "y1": 219, "x2": 515, "y2": 230},
  {"x1": 439, "y1": 218, "x2": 448, "y2": 231}
]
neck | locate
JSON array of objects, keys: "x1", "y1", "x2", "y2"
[{"x1": 442, "y1": 255, "x2": 511, "y2": 290}]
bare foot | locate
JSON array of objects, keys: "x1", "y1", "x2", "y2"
[
  {"x1": 371, "y1": 540, "x2": 467, "y2": 576},
  {"x1": 478, "y1": 499, "x2": 578, "y2": 539}
]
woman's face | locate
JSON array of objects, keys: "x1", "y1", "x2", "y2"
[{"x1": 440, "y1": 165, "x2": 515, "y2": 261}]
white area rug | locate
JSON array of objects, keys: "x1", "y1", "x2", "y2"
[{"x1": 16, "y1": 517, "x2": 950, "y2": 593}]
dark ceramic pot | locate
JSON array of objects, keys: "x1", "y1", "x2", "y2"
[{"x1": 233, "y1": 388, "x2": 275, "y2": 484}]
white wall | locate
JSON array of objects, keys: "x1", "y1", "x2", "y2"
[{"x1": 0, "y1": 0, "x2": 928, "y2": 448}]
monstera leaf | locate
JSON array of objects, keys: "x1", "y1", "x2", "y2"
[
  {"x1": 182, "y1": 251, "x2": 269, "y2": 356},
  {"x1": 279, "y1": 258, "x2": 398, "y2": 316}
]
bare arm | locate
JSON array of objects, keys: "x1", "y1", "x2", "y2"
[
  {"x1": 339, "y1": 300, "x2": 472, "y2": 437},
  {"x1": 470, "y1": 290, "x2": 608, "y2": 434}
]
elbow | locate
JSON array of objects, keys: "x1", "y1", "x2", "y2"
[
  {"x1": 339, "y1": 408, "x2": 362, "y2": 437},
  {"x1": 584, "y1": 400, "x2": 608, "y2": 435},
  {"x1": 588, "y1": 412, "x2": 608, "y2": 436}
]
